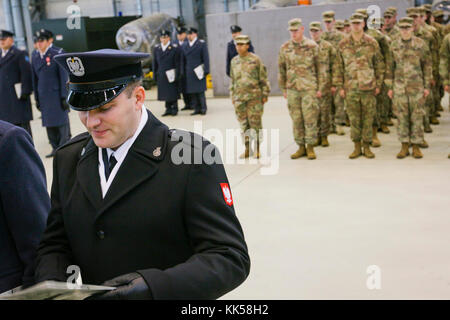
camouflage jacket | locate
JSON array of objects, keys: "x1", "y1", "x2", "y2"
[
  {"x1": 314, "y1": 38, "x2": 336, "y2": 93},
  {"x1": 366, "y1": 28, "x2": 393, "y2": 81},
  {"x1": 230, "y1": 52, "x2": 270, "y2": 101},
  {"x1": 439, "y1": 34, "x2": 450, "y2": 86},
  {"x1": 333, "y1": 33, "x2": 385, "y2": 92},
  {"x1": 385, "y1": 24, "x2": 401, "y2": 40},
  {"x1": 321, "y1": 30, "x2": 345, "y2": 48},
  {"x1": 278, "y1": 38, "x2": 325, "y2": 93},
  {"x1": 415, "y1": 25, "x2": 439, "y2": 78},
  {"x1": 386, "y1": 36, "x2": 432, "y2": 93}
]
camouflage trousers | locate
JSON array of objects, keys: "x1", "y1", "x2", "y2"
[
  {"x1": 234, "y1": 98, "x2": 264, "y2": 142},
  {"x1": 392, "y1": 91, "x2": 425, "y2": 144},
  {"x1": 345, "y1": 91, "x2": 376, "y2": 143},
  {"x1": 318, "y1": 94, "x2": 331, "y2": 137},
  {"x1": 332, "y1": 93, "x2": 347, "y2": 126},
  {"x1": 423, "y1": 90, "x2": 434, "y2": 127},
  {"x1": 376, "y1": 84, "x2": 391, "y2": 126},
  {"x1": 287, "y1": 89, "x2": 319, "y2": 146}
]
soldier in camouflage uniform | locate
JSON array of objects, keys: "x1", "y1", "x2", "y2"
[
  {"x1": 333, "y1": 13, "x2": 385, "y2": 159},
  {"x1": 386, "y1": 17, "x2": 432, "y2": 159},
  {"x1": 357, "y1": 10, "x2": 392, "y2": 146},
  {"x1": 383, "y1": 8, "x2": 401, "y2": 40},
  {"x1": 439, "y1": 33, "x2": 450, "y2": 159},
  {"x1": 335, "y1": 20, "x2": 345, "y2": 33},
  {"x1": 408, "y1": 8, "x2": 437, "y2": 136},
  {"x1": 309, "y1": 21, "x2": 336, "y2": 147},
  {"x1": 344, "y1": 20, "x2": 351, "y2": 34},
  {"x1": 278, "y1": 18, "x2": 324, "y2": 160},
  {"x1": 230, "y1": 35, "x2": 270, "y2": 159},
  {"x1": 321, "y1": 10, "x2": 346, "y2": 135}
]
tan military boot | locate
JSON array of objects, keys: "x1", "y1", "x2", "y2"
[
  {"x1": 380, "y1": 124, "x2": 390, "y2": 134},
  {"x1": 438, "y1": 104, "x2": 444, "y2": 112},
  {"x1": 371, "y1": 127, "x2": 381, "y2": 148},
  {"x1": 321, "y1": 136, "x2": 329, "y2": 147},
  {"x1": 386, "y1": 118, "x2": 394, "y2": 126},
  {"x1": 430, "y1": 116, "x2": 439, "y2": 125},
  {"x1": 396, "y1": 143, "x2": 410, "y2": 159},
  {"x1": 336, "y1": 125, "x2": 345, "y2": 135},
  {"x1": 363, "y1": 142, "x2": 375, "y2": 159},
  {"x1": 435, "y1": 111, "x2": 441, "y2": 118},
  {"x1": 239, "y1": 141, "x2": 252, "y2": 159},
  {"x1": 412, "y1": 144, "x2": 423, "y2": 159},
  {"x1": 424, "y1": 124, "x2": 433, "y2": 133},
  {"x1": 349, "y1": 141, "x2": 362, "y2": 159},
  {"x1": 419, "y1": 140, "x2": 429, "y2": 148},
  {"x1": 290, "y1": 145, "x2": 306, "y2": 159},
  {"x1": 306, "y1": 144, "x2": 316, "y2": 160}
]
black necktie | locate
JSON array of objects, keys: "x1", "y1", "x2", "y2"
[{"x1": 102, "y1": 148, "x2": 117, "y2": 181}]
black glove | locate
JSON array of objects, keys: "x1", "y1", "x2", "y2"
[
  {"x1": 61, "y1": 98, "x2": 70, "y2": 111},
  {"x1": 87, "y1": 272, "x2": 152, "y2": 300},
  {"x1": 19, "y1": 93, "x2": 30, "y2": 101}
]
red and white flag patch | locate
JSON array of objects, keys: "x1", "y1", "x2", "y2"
[{"x1": 220, "y1": 183, "x2": 233, "y2": 206}]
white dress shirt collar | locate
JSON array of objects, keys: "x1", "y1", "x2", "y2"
[
  {"x1": 189, "y1": 37, "x2": 197, "y2": 47},
  {"x1": 39, "y1": 43, "x2": 52, "y2": 59},
  {"x1": 1, "y1": 49, "x2": 9, "y2": 58},
  {"x1": 98, "y1": 104, "x2": 148, "y2": 198},
  {"x1": 161, "y1": 41, "x2": 170, "y2": 52}
]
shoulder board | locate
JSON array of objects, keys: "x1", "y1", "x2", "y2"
[
  {"x1": 173, "y1": 43, "x2": 178, "y2": 47},
  {"x1": 155, "y1": 44, "x2": 161, "y2": 48},
  {"x1": 200, "y1": 39, "x2": 205, "y2": 43},
  {"x1": 57, "y1": 132, "x2": 90, "y2": 151}
]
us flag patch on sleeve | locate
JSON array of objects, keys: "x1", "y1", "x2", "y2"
[{"x1": 220, "y1": 183, "x2": 233, "y2": 206}]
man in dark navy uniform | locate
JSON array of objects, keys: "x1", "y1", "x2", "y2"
[
  {"x1": 31, "y1": 29, "x2": 70, "y2": 158},
  {"x1": 152, "y1": 30, "x2": 182, "y2": 117},
  {"x1": 0, "y1": 120, "x2": 50, "y2": 293},
  {"x1": 35, "y1": 49, "x2": 250, "y2": 299},
  {"x1": 176, "y1": 26, "x2": 191, "y2": 111},
  {"x1": 182, "y1": 27, "x2": 210, "y2": 115},
  {"x1": 226, "y1": 25, "x2": 255, "y2": 77},
  {"x1": 0, "y1": 30, "x2": 34, "y2": 137}
]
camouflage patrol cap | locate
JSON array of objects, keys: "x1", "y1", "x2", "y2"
[
  {"x1": 398, "y1": 17, "x2": 413, "y2": 28},
  {"x1": 387, "y1": 7, "x2": 397, "y2": 15},
  {"x1": 288, "y1": 18, "x2": 303, "y2": 31},
  {"x1": 433, "y1": 10, "x2": 444, "y2": 18},
  {"x1": 356, "y1": 9, "x2": 368, "y2": 19},
  {"x1": 383, "y1": 10, "x2": 394, "y2": 18},
  {"x1": 235, "y1": 34, "x2": 250, "y2": 45},
  {"x1": 416, "y1": 6, "x2": 426, "y2": 15},
  {"x1": 423, "y1": 4, "x2": 432, "y2": 13},
  {"x1": 322, "y1": 10, "x2": 335, "y2": 22},
  {"x1": 309, "y1": 21, "x2": 322, "y2": 31},
  {"x1": 344, "y1": 19, "x2": 350, "y2": 27},
  {"x1": 407, "y1": 7, "x2": 419, "y2": 17},
  {"x1": 350, "y1": 13, "x2": 365, "y2": 23},
  {"x1": 335, "y1": 20, "x2": 345, "y2": 29}
]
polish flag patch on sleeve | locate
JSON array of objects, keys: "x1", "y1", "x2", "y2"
[{"x1": 220, "y1": 183, "x2": 233, "y2": 206}]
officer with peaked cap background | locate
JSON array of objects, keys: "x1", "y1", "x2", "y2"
[
  {"x1": 31, "y1": 29, "x2": 71, "y2": 158},
  {"x1": 0, "y1": 30, "x2": 34, "y2": 137},
  {"x1": 34, "y1": 49, "x2": 250, "y2": 299},
  {"x1": 226, "y1": 25, "x2": 255, "y2": 77},
  {"x1": 152, "y1": 30, "x2": 182, "y2": 117},
  {"x1": 182, "y1": 27, "x2": 210, "y2": 115},
  {"x1": 176, "y1": 26, "x2": 191, "y2": 111}
]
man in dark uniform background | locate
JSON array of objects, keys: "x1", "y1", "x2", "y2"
[
  {"x1": 0, "y1": 30, "x2": 34, "y2": 137},
  {"x1": 0, "y1": 120, "x2": 50, "y2": 293},
  {"x1": 152, "y1": 30, "x2": 182, "y2": 117},
  {"x1": 35, "y1": 49, "x2": 250, "y2": 300},
  {"x1": 182, "y1": 27, "x2": 210, "y2": 115},
  {"x1": 176, "y1": 26, "x2": 191, "y2": 111},
  {"x1": 226, "y1": 25, "x2": 255, "y2": 77},
  {"x1": 31, "y1": 29, "x2": 70, "y2": 158}
]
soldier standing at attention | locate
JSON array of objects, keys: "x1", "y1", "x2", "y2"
[
  {"x1": 31, "y1": 29, "x2": 70, "y2": 158},
  {"x1": 408, "y1": 8, "x2": 438, "y2": 137},
  {"x1": 152, "y1": 30, "x2": 182, "y2": 117},
  {"x1": 439, "y1": 33, "x2": 450, "y2": 158},
  {"x1": 334, "y1": 20, "x2": 345, "y2": 33},
  {"x1": 278, "y1": 18, "x2": 323, "y2": 160},
  {"x1": 0, "y1": 30, "x2": 33, "y2": 137},
  {"x1": 383, "y1": 8, "x2": 401, "y2": 40},
  {"x1": 333, "y1": 13, "x2": 385, "y2": 159},
  {"x1": 229, "y1": 35, "x2": 269, "y2": 159},
  {"x1": 176, "y1": 27, "x2": 191, "y2": 111},
  {"x1": 226, "y1": 25, "x2": 254, "y2": 77},
  {"x1": 343, "y1": 20, "x2": 351, "y2": 35},
  {"x1": 309, "y1": 21, "x2": 336, "y2": 147},
  {"x1": 386, "y1": 17, "x2": 432, "y2": 159},
  {"x1": 321, "y1": 11, "x2": 346, "y2": 136}
]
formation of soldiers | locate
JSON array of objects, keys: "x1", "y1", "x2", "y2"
[{"x1": 229, "y1": 5, "x2": 450, "y2": 160}]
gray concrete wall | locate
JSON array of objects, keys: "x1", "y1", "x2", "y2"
[{"x1": 206, "y1": 0, "x2": 414, "y2": 96}]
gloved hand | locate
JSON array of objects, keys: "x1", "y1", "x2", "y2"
[
  {"x1": 19, "y1": 93, "x2": 30, "y2": 101},
  {"x1": 61, "y1": 98, "x2": 70, "y2": 111},
  {"x1": 87, "y1": 272, "x2": 152, "y2": 300}
]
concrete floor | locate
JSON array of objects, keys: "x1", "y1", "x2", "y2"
[{"x1": 29, "y1": 90, "x2": 450, "y2": 299}]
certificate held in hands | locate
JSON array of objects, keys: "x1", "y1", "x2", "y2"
[
  {"x1": 166, "y1": 69, "x2": 176, "y2": 83},
  {"x1": 193, "y1": 64, "x2": 204, "y2": 80}
]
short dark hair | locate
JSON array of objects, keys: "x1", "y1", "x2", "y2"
[{"x1": 124, "y1": 79, "x2": 143, "y2": 98}]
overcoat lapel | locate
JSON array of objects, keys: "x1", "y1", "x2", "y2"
[{"x1": 0, "y1": 46, "x2": 15, "y2": 67}]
